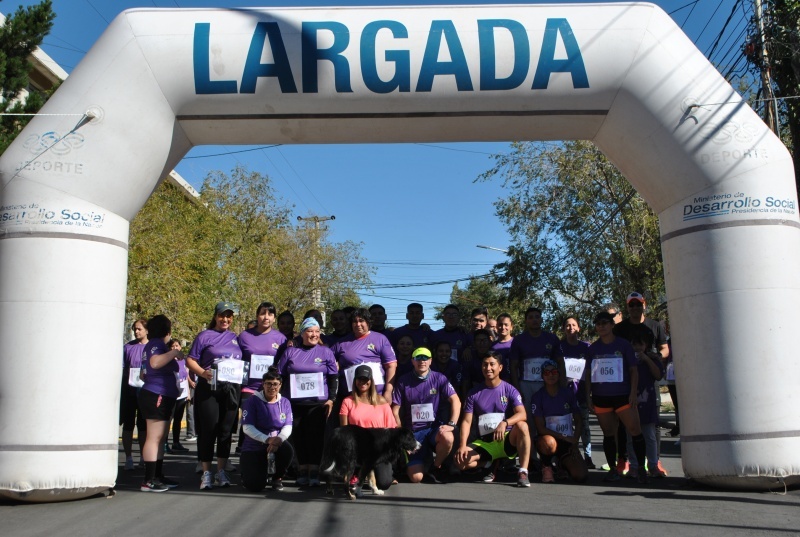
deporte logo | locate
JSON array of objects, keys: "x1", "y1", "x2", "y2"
[
  {"x1": 683, "y1": 193, "x2": 796, "y2": 221},
  {"x1": 22, "y1": 132, "x2": 85, "y2": 156}
]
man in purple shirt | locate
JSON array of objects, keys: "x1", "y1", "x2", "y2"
[
  {"x1": 392, "y1": 347, "x2": 461, "y2": 484},
  {"x1": 455, "y1": 352, "x2": 531, "y2": 488},
  {"x1": 431, "y1": 304, "x2": 471, "y2": 363},
  {"x1": 390, "y1": 303, "x2": 432, "y2": 350}
]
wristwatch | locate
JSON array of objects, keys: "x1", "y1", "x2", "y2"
[{"x1": 447, "y1": 421, "x2": 456, "y2": 427}]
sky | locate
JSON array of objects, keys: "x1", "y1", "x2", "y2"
[{"x1": 8, "y1": 0, "x2": 755, "y2": 328}]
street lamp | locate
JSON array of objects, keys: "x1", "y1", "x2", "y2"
[{"x1": 476, "y1": 244, "x2": 509, "y2": 254}]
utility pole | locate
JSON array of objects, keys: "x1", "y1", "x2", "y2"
[
  {"x1": 754, "y1": 0, "x2": 779, "y2": 135},
  {"x1": 297, "y1": 215, "x2": 335, "y2": 326}
]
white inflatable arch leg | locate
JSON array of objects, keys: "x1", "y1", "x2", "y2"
[{"x1": 0, "y1": 3, "x2": 797, "y2": 501}]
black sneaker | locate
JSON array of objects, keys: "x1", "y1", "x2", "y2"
[
  {"x1": 426, "y1": 466, "x2": 447, "y2": 484},
  {"x1": 171, "y1": 443, "x2": 189, "y2": 453},
  {"x1": 584, "y1": 456, "x2": 596, "y2": 470},
  {"x1": 158, "y1": 476, "x2": 179, "y2": 489},
  {"x1": 271, "y1": 478, "x2": 284, "y2": 491},
  {"x1": 141, "y1": 479, "x2": 169, "y2": 492}
]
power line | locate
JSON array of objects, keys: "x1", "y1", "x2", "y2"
[
  {"x1": 84, "y1": 0, "x2": 109, "y2": 23},
  {"x1": 183, "y1": 145, "x2": 282, "y2": 159}
]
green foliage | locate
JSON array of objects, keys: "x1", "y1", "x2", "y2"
[
  {"x1": 0, "y1": 0, "x2": 55, "y2": 153},
  {"x1": 127, "y1": 166, "x2": 374, "y2": 342},
  {"x1": 478, "y1": 141, "x2": 666, "y2": 330},
  {"x1": 436, "y1": 278, "x2": 529, "y2": 332}
]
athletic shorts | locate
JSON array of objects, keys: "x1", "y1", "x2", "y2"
[
  {"x1": 592, "y1": 394, "x2": 631, "y2": 414},
  {"x1": 138, "y1": 389, "x2": 177, "y2": 421},
  {"x1": 470, "y1": 432, "x2": 517, "y2": 462},
  {"x1": 407, "y1": 427, "x2": 439, "y2": 467}
]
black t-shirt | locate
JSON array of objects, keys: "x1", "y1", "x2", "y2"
[{"x1": 613, "y1": 318, "x2": 667, "y2": 353}]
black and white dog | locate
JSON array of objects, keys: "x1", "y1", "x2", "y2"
[{"x1": 321, "y1": 425, "x2": 420, "y2": 499}]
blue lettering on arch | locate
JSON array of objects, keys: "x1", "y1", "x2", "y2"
[
  {"x1": 416, "y1": 20, "x2": 473, "y2": 92},
  {"x1": 193, "y1": 23, "x2": 238, "y2": 94},
  {"x1": 478, "y1": 19, "x2": 529, "y2": 91},
  {"x1": 302, "y1": 21, "x2": 353, "y2": 93},
  {"x1": 532, "y1": 18, "x2": 589, "y2": 90},
  {"x1": 241, "y1": 22, "x2": 297, "y2": 93},
  {"x1": 361, "y1": 20, "x2": 411, "y2": 93}
]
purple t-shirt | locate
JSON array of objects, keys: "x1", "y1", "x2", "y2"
[
  {"x1": 636, "y1": 354, "x2": 665, "y2": 425},
  {"x1": 142, "y1": 339, "x2": 180, "y2": 398},
  {"x1": 276, "y1": 344, "x2": 338, "y2": 403},
  {"x1": 395, "y1": 358, "x2": 414, "y2": 379},
  {"x1": 391, "y1": 370, "x2": 456, "y2": 431},
  {"x1": 431, "y1": 359, "x2": 463, "y2": 391},
  {"x1": 491, "y1": 338, "x2": 513, "y2": 381},
  {"x1": 331, "y1": 331, "x2": 396, "y2": 393},
  {"x1": 241, "y1": 393, "x2": 293, "y2": 452},
  {"x1": 430, "y1": 328, "x2": 471, "y2": 362},
  {"x1": 464, "y1": 381, "x2": 524, "y2": 439},
  {"x1": 531, "y1": 386, "x2": 579, "y2": 419},
  {"x1": 322, "y1": 332, "x2": 348, "y2": 347},
  {"x1": 390, "y1": 325, "x2": 433, "y2": 351},
  {"x1": 122, "y1": 341, "x2": 146, "y2": 383},
  {"x1": 560, "y1": 339, "x2": 590, "y2": 403},
  {"x1": 238, "y1": 328, "x2": 287, "y2": 392},
  {"x1": 188, "y1": 329, "x2": 242, "y2": 370},
  {"x1": 509, "y1": 331, "x2": 563, "y2": 381},
  {"x1": 586, "y1": 337, "x2": 637, "y2": 397}
]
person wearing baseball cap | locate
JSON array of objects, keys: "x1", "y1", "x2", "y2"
[
  {"x1": 392, "y1": 347, "x2": 461, "y2": 484},
  {"x1": 614, "y1": 293, "x2": 668, "y2": 359}
]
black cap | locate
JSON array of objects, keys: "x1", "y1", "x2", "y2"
[
  {"x1": 354, "y1": 364, "x2": 373, "y2": 380},
  {"x1": 594, "y1": 311, "x2": 616, "y2": 324}
]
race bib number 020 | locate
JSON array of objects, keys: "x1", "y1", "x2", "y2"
[{"x1": 411, "y1": 403, "x2": 435, "y2": 424}]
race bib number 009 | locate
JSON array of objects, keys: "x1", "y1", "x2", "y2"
[{"x1": 545, "y1": 414, "x2": 573, "y2": 435}]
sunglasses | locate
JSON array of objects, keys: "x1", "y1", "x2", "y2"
[{"x1": 542, "y1": 369, "x2": 559, "y2": 376}]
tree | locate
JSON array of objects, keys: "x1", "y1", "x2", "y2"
[
  {"x1": 0, "y1": 0, "x2": 56, "y2": 153},
  {"x1": 478, "y1": 141, "x2": 666, "y2": 329},
  {"x1": 126, "y1": 166, "x2": 374, "y2": 341},
  {"x1": 436, "y1": 278, "x2": 529, "y2": 332},
  {"x1": 745, "y1": 0, "x2": 800, "y2": 193}
]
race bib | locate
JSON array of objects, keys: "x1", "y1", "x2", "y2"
[
  {"x1": 249, "y1": 354, "x2": 275, "y2": 379},
  {"x1": 522, "y1": 357, "x2": 547, "y2": 382},
  {"x1": 344, "y1": 362, "x2": 386, "y2": 391},
  {"x1": 128, "y1": 367, "x2": 144, "y2": 388},
  {"x1": 179, "y1": 379, "x2": 189, "y2": 399},
  {"x1": 666, "y1": 362, "x2": 675, "y2": 381},
  {"x1": 591, "y1": 357, "x2": 623, "y2": 383},
  {"x1": 290, "y1": 372, "x2": 324, "y2": 398},
  {"x1": 545, "y1": 414, "x2": 573, "y2": 435},
  {"x1": 564, "y1": 358, "x2": 586, "y2": 380},
  {"x1": 216, "y1": 359, "x2": 244, "y2": 384},
  {"x1": 411, "y1": 403, "x2": 435, "y2": 424},
  {"x1": 450, "y1": 349, "x2": 458, "y2": 362},
  {"x1": 477, "y1": 412, "x2": 505, "y2": 436}
]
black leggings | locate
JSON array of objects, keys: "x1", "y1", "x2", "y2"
[
  {"x1": 240, "y1": 442, "x2": 294, "y2": 492},
  {"x1": 291, "y1": 403, "x2": 329, "y2": 466},
  {"x1": 170, "y1": 398, "x2": 188, "y2": 445},
  {"x1": 194, "y1": 380, "x2": 240, "y2": 462}
]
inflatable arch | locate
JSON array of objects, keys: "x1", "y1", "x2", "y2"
[{"x1": 0, "y1": 3, "x2": 798, "y2": 501}]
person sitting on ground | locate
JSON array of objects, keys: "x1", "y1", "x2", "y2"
[{"x1": 531, "y1": 359, "x2": 588, "y2": 484}]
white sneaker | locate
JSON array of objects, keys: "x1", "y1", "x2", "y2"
[
  {"x1": 225, "y1": 459, "x2": 236, "y2": 472},
  {"x1": 124, "y1": 457, "x2": 134, "y2": 471},
  {"x1": 215, "y1": 469, "x2": 231, "y2": 487},
  {"x1": 200, "y1": 471, "x2": 213, "y2": 490}
]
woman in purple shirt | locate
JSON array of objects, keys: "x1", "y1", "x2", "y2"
[
  {"x1": 121, "y1": 318, "x2": 148, "y2": 471},
  {"x1": 138, "y1": 315, "x2": 185, "y2": 492},
  {"x1": 186, "y1": 301, "x2": 243, "y2": 491},
  {"x1": 277, "y1": 317, "x2": 338, "y2": 486}
]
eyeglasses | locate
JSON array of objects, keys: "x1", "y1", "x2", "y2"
[
  {"x1": 263, "y1": 381, "x2": 281, "y2": 387},
  {"x1": 542, "y1": 369, "x2": 559, "y2": 376}
]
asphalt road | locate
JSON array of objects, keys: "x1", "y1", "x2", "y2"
[{"x1": 2, "y1": 414, "x2": 798, "y2": 537}]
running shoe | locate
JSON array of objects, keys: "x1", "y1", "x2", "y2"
[
  {"x1": 649, "y1": 461, "x2": 668, "y2": 478},
  {"x1": 171, "y1": 443, "x2": 189, "y2": 453},
  {"x1": 200, "y1": 471, "x2": 213, "y2": 490},
  {"x1": 296, "y1": 475, "x2": 310, "y2": 486},
  {"x1": 124, "y1": 457, "x2": 134, "y2": 471},
  {"x1": 141, "y1": 479, "x2": 169, "y2": 492},
  {"x1": 309, "y1": 471, "x2": 321, "y2": 487},
  {"x1": 637, "y1": 471, "x2": 649, "y2": 485},
  {"x1": 668, "y1": 426, "x2": 680, "y2": 437},
  {"x1": 271, "y1": 477, "x2": 284, "y2": 491},
  {"x1": 235, "y1": 446, "x2": 242, "y2": 454},
  {"x1": 603, "y1": 470, "x2": 621, "y2": 482},
  {"x1": 215, "y1": 469, "x2": 231, "y2": 487},
  {"x1": 426, "y1": 466, "x2": 447, "y2": 484},
  {"x1": 625, "y1": 467, "x2": 638, "y2": 479},
  {"x1": 159, "y1": 476, "x2": 179, "y2": 489},
  {"x1": 184, "y1": 434, "x2": 197, "y2": 443},
  {"x1": 195, "y1": 462, "x2": 204, "y2": 474},
  {"x1": 615, "y1": 459, "x2": 629, "y2": 475},
  {"x1": 225, "y1": 460, "x2": 236, "y2": 472},
  {"x1": 482, "y1": 470, "x2": 496, "y2": 483},
  {"x1": 584, "y1": 456, "x2": 596, "y2": 470},
  {"x1": 164, "y1": 443, "x2": 173, "y2": 454},
  {"x1": 517, "y1": 470, "x2": 530, "y2": 488},
  {"x1": 541, "y1": 466, "x2": 555, "y2": 484}
]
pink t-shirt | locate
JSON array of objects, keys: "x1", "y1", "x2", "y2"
[{"x1": 340, "y1": 396, "x2": 396, "y2": 428}]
